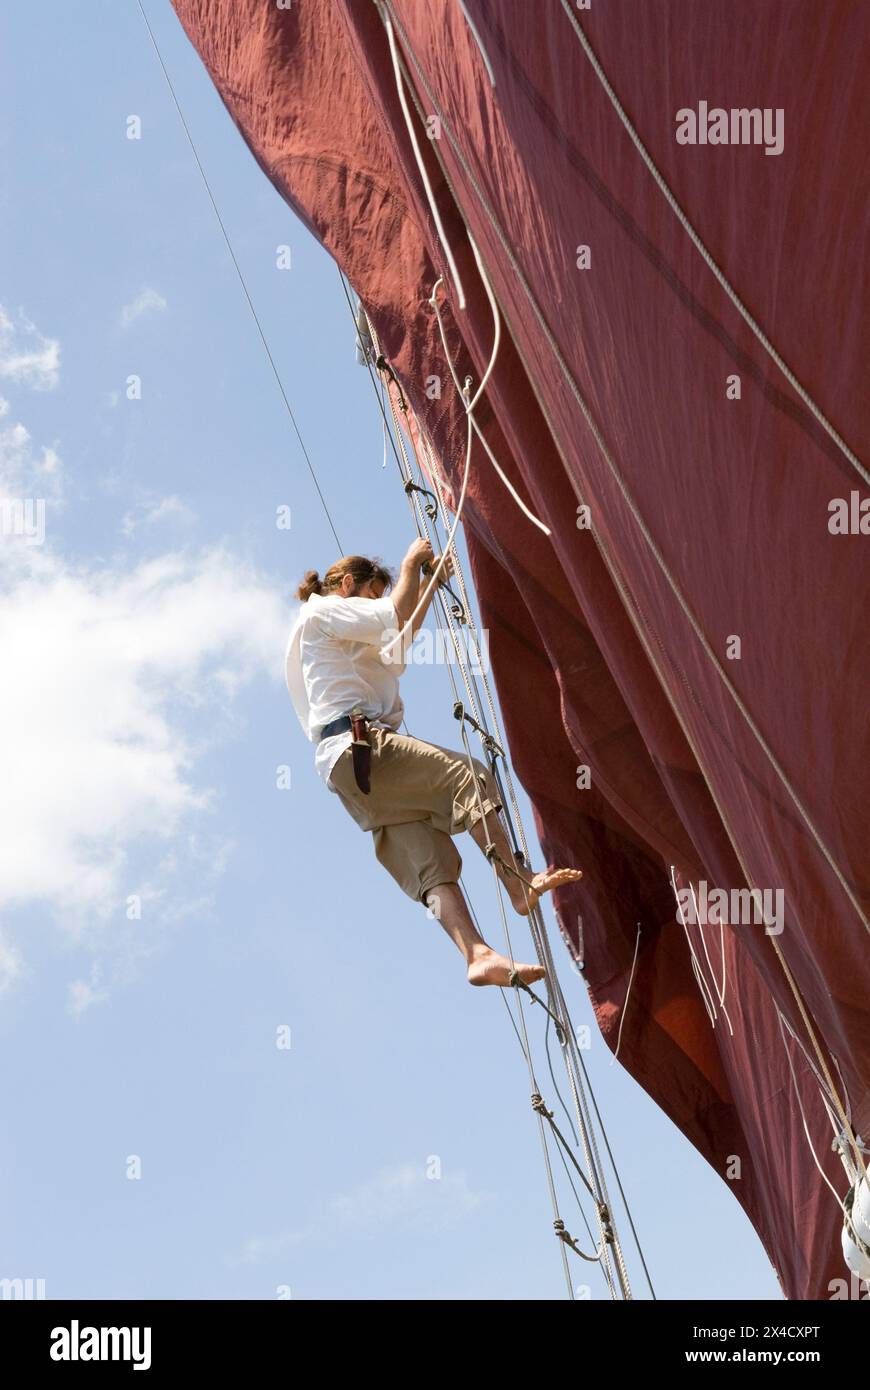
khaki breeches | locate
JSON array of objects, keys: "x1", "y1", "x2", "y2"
[{"x1": 328, "y1": 728, "x2": 502, "y2": 903}]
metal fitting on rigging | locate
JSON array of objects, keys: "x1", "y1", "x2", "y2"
[
  {"x1": 375, "y1": 353, "x2": 407, "y2": 412},
  {"x1": 452, "y1": 701, "x2": 504, "y2": 757},
  {"x1": 403, "y1": 478, "x2": 438, "y2": 522}
]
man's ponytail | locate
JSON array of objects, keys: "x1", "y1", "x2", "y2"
[{"x1": 296, "y1": 569, "x2": 323, "y2": 601}]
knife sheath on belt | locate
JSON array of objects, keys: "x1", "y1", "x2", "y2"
[{"x1": 350, "y1": 708, "x2": 372, "y2": 794}]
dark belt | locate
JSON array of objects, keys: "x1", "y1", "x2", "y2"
[
  {"x1": 319, "y1": 708, "x2": 372, "y2": 794},
  {"x1": 320, "y1": 715, "x2": 353, "y2": 740}
]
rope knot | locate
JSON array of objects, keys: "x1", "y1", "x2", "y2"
[
  {"x1": 531, "y1": 1091, "x2": 552, "y2": 1120},
  {"x1": 598, "y1": 1203, "x2": 615, "y2": 1243}
]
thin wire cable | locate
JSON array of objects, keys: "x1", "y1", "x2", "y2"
[{"x1": 137, "y1": 0, "x2": 343, "y2": 551}]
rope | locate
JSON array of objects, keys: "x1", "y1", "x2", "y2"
[
  {"x1": 690, "y1": 881, "x2": 728, "y2": 1010},
  {"x1": 671, "y1": 869, "x2": 735, "y2": 1037},
  {"x1": 136, "y1": 0, "x2": 343, "y2": 552},
  {"x1": 382, "y1": 6, "x2": 466, "y2": 311},
  {"x1": 378, "y1": 220, "x2": 514, "y2": 663},
  {"x1": 612, "y1": 924, "x2": 641, "y2": 1064},
  {"x1": 776, "y1": 1010, "x2": 855, "y2": 1226},
  {"x1": 771, "y1": 934, "x2": 868, "y2": 1182},
  {"x1": 388, "y1": 4, "x2": 551, "y2": 537},
  {"x1": 558, "y1": 0, "x2": 869, "y2": 489},
  {"x1": 428, "y1": 277, "x2": 551, "y2": 536},
  {"x1": 778, "y1": 1008, "x2": 852, "y2": 1137}
]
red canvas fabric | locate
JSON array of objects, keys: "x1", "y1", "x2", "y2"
[{"x1": 172, "y1": 0, "x2": 870, "y2": 1298}]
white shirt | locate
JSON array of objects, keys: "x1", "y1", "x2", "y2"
[{"x1": 284, "y1": 592, "x2": 406, "y2": 786}]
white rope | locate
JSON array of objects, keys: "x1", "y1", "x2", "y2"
[
  {"x1": 429, "y1": 278, "x2": 551, "y2": 535},
  {"x1": 611, "y1": 924, "x2": 640, "y2": 1065},
  {"x1": 671, "y1": 866, "x2": 721, "y2": 1031},
  {"x1": 777, "y1": 1005, "x2": 853, "y2": 1138},
  {"x1": 379, "y1": 393, "x2": 473, "y2": 662},
  {"x1": 380, "y1": 352, "x2": 485, "y2": 727},
  {"x1": 776, "y1": 1009, "x2": 853, "y2": 1222},
  {"x1": 559, "y1": 0, "x2": 869, "y2": 489},
  {"x1": 380, "y1": 237, "x2": 501, "y2": 660},
  {"x1": 689, "y1": 881, "x2": 728, "y2": 1012},
  {"x1": 385, "y1": 0, "x2": 549, "y2": 536},
  {"x1": 382, "y1": 7, "x2": 466, "y2": 311}
]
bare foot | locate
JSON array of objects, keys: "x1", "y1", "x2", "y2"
[
  {"x1": 467, "y1": 948, "x2": 546, "y2": 988},
  {"x1": 514, "y1": 866, "x2": 583, "y2": 916}
]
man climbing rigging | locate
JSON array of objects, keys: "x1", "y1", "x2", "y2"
[{"x1": 284, "y1": 537, "x2": 583, "y2": 987}]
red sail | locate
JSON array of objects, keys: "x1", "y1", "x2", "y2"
[{"x1": 172, "y1": 0, "x2": 870, "y2": 1298}]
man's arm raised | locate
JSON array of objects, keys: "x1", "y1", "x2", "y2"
[
  {"x1": 392, "y1": 538, "x2": 455, "y2": 633},
  {"x1": 390, "y1": 537, "x2": 430, "y2": 626}
]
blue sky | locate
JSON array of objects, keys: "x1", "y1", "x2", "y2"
[{"x1": 0, "y1": 1, "x2": 782, "y2": 1300}]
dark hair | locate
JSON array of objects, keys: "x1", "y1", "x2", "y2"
[{"x1": 296, "y1": 555, "x2": 393, "y2": 602}]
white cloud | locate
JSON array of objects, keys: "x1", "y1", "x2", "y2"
[
  {"x1": 0, "y1": 542, "x2": 289, "y2": 995},
  {"x1": 0, "y1": 928, "x2": 24, "y2": 994},
  {"x1": 0, "y1": 306, "x2": 60, "y2": 389},
  {"x1": 227, "y1": 1164, "x2": 493, "y2": 1266},
  {"x1": 68, "y1": 962, "x2": 109, "y2": 1019},
  {"x1": 0, "y1": 417, "x2": 63, "y2": 502},
  {"x1": 120, "y1": 288, "x2": 167, "y2": 328},
  {"x1": 0, "y1": 308, "x2": 64, "y2": 509},
  {"x1": 121, "y1": 493, "x2": 195, "y2": 536},
  {"x1": 0, "y1": 302, "x2": 289, "y2": 1007}
]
